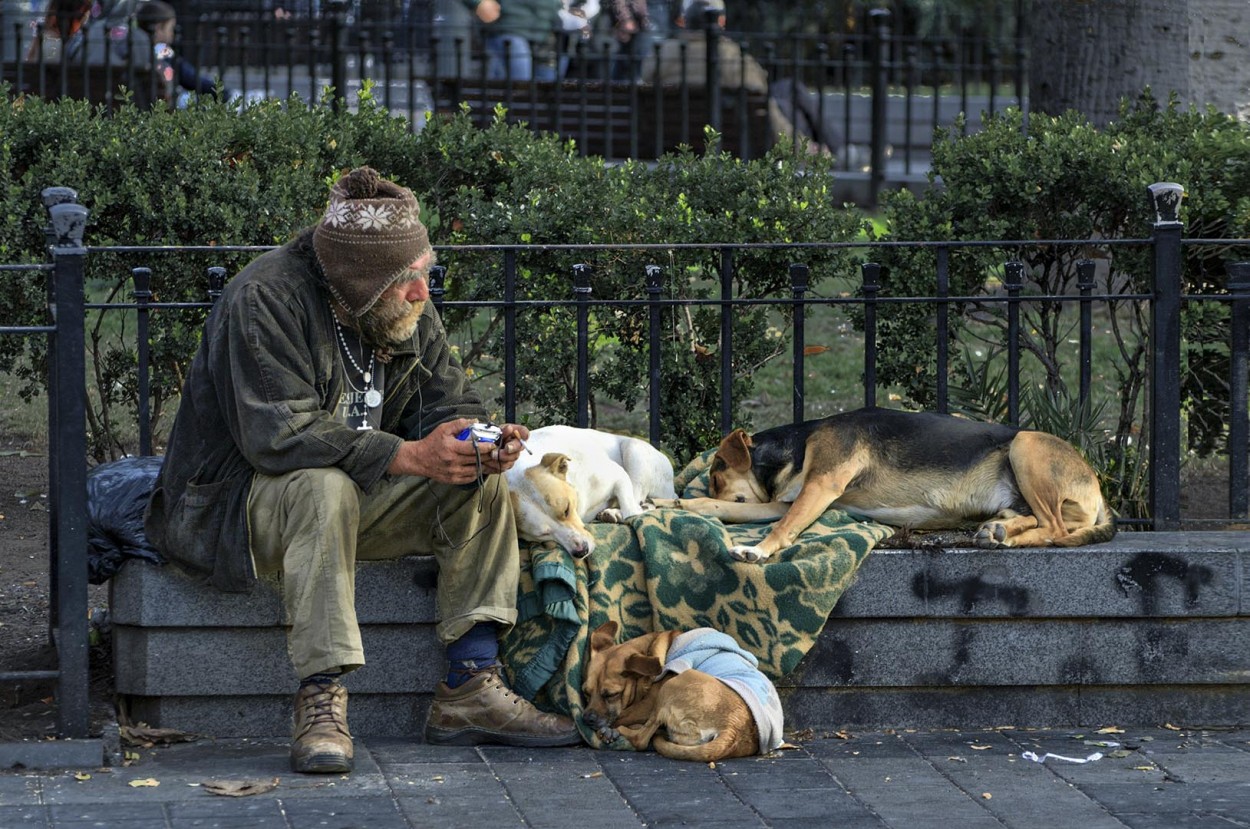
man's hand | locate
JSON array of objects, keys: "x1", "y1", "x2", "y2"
[
  {"x1": 387, "y1": 419, "x2": 529, "y2": 484},
  {"x1": 482, "y1": 422, "x2": 530, "y2": 475}
]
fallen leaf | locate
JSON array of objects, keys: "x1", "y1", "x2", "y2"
[
  {"x1": 1106, "y1": 749, "x2": 1133, "y2": 759},
  {"x1": 707, "y1": 761, "x2": 716, "y2": 769},
  {"x1": 73, "y1": 772, "x2": 91, "y2": 781},
  {"x1": 777, "y1": 741, "x2": 800, "y2": 750},
  {"x1": 970, "y1": 744, "x2": 992, "y2": 750},
  {"x1": 128, "y1": 778, "x2": 160, "y2": 788},
  {"x1": 121, "y1": 724, "x2": 201, "y2": 747},
  {"x1": 1096, "y1": 726, "x2": 1125, "y2": 735},
  {"x1": 1163, "y1": 723, "x2": 1181, "y2": 731},
  {"x1": 1133, "y1": 765, "x2": 1156, "y2": 771},
  {"x1": 202, "y1": 777, "x2": 279, "y2": 797},
  {"x1": 981, "y1": 792, "x2": 992, "y2": 800},
  {"x1": 581, "y1": 771, "x2": 603, "y2": 779},
  {"x1": 947, "y1": 756, "x2": 967, "y2": 763},
  {"x1": 833, "y1": 730, "x2": 854, "y2": 741},
  {"x1": 431, "y1": 775, "x2": 444, "y2": 783}
]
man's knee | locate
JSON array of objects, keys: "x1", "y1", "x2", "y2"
[
  {"x1": 269, "y1": 467, "x2": 360, "y2": 510},
  {"x1": 250, "y1": 467, "x2": 362, "y2": 553}
]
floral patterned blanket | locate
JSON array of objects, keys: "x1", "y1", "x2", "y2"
[{"x1": 499, "y1": 450, "x2": 894, "y2": 747}]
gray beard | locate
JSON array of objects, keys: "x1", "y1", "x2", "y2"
[{"x1": 360, "y1": 296, "x2": 424, "y2": 348}]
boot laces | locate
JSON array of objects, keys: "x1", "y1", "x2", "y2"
[
  {"x1": 478, "y1": 666, "x2": 522, "y2": 707},
  {"x1": 299, "y1": 683, "x2": 347, "y2": 730}
]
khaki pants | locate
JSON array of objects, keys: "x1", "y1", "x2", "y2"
[{"x1": 247, "y1": 468, "x2": 520, "y2": 680}]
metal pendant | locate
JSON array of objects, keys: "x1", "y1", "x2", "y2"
[{"x1": 364, "y1": 388, "x2": 382, "y2": 408}]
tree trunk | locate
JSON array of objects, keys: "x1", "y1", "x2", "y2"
[
  {"x1": 1028, "y1": 0, "x2": 1189, "y2": 125},
  {"x1": 1188, "y1": 0, "x2": 1250, "y2": 120}
]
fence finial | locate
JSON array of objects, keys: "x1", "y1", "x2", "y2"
[
  {"x1": 1147, "y1": 182, "x2": 1184, "y2": 226},
  {"x1": 47, "y1": 203, "x2": 89, "y2": 250}
]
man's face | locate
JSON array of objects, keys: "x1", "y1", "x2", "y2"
[{"x1": 359, "y1": 251, "x2": 434, "y2": 348}]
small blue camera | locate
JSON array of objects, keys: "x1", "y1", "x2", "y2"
[{"x1": 456, "y1": 422, "x2": 503, "y2": 443}]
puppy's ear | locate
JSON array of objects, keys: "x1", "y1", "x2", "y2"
[
  {"x1": 717, "y1": 428, "x2": 754, "y2": 472},
  {"x1": 541, "y1": 452, "x2": 572, "y2": 479},
  {"x1": 623, "y1": 653, "x2": 662, "y2": 678},
  {"x1": 589, "y1": 621, "x2": 619, "y2": 653}
]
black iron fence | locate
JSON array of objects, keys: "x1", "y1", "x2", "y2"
[
  {"x1": 2, "y1": 4, "x2": 1024, "y2": 204},
  {"x1": 6, "y1": 180, "x2": 1249, "y2": 738}
]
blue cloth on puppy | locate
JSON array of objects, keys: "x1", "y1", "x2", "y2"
[{"x1": 661, "y1": 628, "x2": 785, "y2": 754}]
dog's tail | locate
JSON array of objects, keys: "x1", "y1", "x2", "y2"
[
  {"x1": 652, "y1": 731, "x2": 750, "y2": 762},
  {"x1": 1054, "y1": 498, "x2": 1118, "y2": 547}
]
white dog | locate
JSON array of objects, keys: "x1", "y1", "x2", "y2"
[{"x1": 504, "y1": 425, "x2": 677, "y2": 559}]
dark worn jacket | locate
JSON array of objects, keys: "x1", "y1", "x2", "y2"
[{"x1": 144, "y1": 231, "x2": 487, "y2": 592}]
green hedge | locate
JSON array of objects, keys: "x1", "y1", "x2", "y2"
[
  {"x1": 0, "y1": 85, "x2": 865, "y2": 463},
  {"x1": 870, "y1": 93, "x2": 1250, "y2": 512}
]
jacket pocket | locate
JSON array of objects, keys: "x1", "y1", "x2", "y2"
[{"x1": 166, "y1": 473, "x2": 256, "y2": 592}]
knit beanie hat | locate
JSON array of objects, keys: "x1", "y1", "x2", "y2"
[{"x1": 313, "y1": 166, "x2": 431, "y2": 317}]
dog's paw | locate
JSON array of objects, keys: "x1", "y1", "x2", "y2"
[
  {"x1": 595, "y1": 724, "x2": 621, "y2": 743},
  {"x1": 597, "y1": 508, "x2": 624, "y2": 524},
  {"x1": 728, "y1": 544, "x2": 771, "y2": 563},
  {"x1": 974, "y1": 522, "x2": 1009, "y2": 548},
  {"x1": 649, "y1": 497, "x2": 681, "y2": 510}
]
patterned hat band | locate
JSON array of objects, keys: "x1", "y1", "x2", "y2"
[{"x1": 312, "y1": 166, "x2": 430, "y2": 316}]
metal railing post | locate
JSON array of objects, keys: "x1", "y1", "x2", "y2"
[
  {"x1": 861, "y1": 262, "x2": 880, "y2": 409},
  {"x1": 1004, "y1": 260, "x2": 1023, "y2": 425},
  {"x1": 646, "y1": 264, "x2": 663, "y2": 446},
  {"x1": 1076, "y1": 259, "x2": 1096, "y2": 406},
  {"x1": 790, "y1": 263, "x2": 808, "y2": 424},
  {"x1": 573, "y1": 263, "x2": 592, "y2": 427},
  {"x1": 1227, "y1": 263, "x2": 1250, "y2": 519},
  {"x1": 1147, "y1": 182, "x2": 1184, "y2": 530},
  {"x1": 718, "y1": 247, "x2": 734, "y2": 434},
  {"x1": 503, "y1": 252, "x2": 518, "y2": 423},
  {"x1": 43, "y1": 187, "x2": 90, "y2": 738},
  {"x1": 132, "y1": 267, "x2": 154, "y2": 457}
]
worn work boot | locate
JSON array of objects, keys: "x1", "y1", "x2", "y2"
[
  {"x1": 424, "y1": 666, "x2": 582, "y2": 747},
  {"x1": 290, "y1": 681, "x2": 354, "y2": 774}
]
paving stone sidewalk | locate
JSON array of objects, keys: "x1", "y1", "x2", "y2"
[{"x1": 2, "y1": 726, "x2": 1248, "y2": 828}]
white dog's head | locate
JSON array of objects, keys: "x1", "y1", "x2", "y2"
[{"x1": 507, "y1": 452, "x2": 595, "y2": 559}]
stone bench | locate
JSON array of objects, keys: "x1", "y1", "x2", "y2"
[{"x1": 110, "y1": 531, "x2": 1250, "y2": 737}]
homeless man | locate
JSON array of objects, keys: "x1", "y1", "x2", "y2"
[{"x1": 144, "y1": 166, "x2": 581, "y2": 774}]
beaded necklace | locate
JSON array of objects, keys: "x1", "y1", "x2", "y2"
[{"x1": 332, "y1": 309, "x2": 382, "y2": 409}]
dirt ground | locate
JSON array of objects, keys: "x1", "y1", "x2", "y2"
[
  {"x1": 0, "y1": 448, "x2": 114, "y2": 742},
  {"x1": 0, "y1": 445, "x2": 1239, "y2": 742}
]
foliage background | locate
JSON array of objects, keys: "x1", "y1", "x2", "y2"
[{"x1": 0, "y1": 85, "x2": 864, "y2": 464}]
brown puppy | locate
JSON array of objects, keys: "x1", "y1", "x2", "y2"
[
  {"x1": 581, "y1": 621, "x2": 773, "y2": 762},
  {"x1": 653, "y1": 407, "x2": 1117, "y2": 562}
]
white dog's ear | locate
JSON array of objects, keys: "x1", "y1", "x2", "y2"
[
  {"x1": 717, "y1": 428, "x2": 753, "y2": 472},
  {"x1": 590, "y1": 620, "x2": 619, "y2": 653},
  {"x1": 541, "y1": 452, "x2": 572, "y2": 479}
]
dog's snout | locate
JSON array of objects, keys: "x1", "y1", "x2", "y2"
[{"x1": 735, "y1": 495, "x2": 747, "y2": 503}]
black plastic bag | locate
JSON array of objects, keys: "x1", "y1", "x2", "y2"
[{"x1": 87, "y1": 455, "x2": 166, "y2": 584}]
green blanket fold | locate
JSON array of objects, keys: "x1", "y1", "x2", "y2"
[{"x1": 500, "y1": 450, "x2": 894, "y2": 748}]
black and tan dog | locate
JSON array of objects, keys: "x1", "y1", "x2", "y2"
[
  {"x1": 581, "y1": 621, "x2": 782, "y2": 762},
  {"x1": 653, "y1": 407, "x2": 1116, "y2": 562}
]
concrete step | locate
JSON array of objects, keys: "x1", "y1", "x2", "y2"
[{"x1": 110, "y1": 531, "x2": 1250, "y2": 737}]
